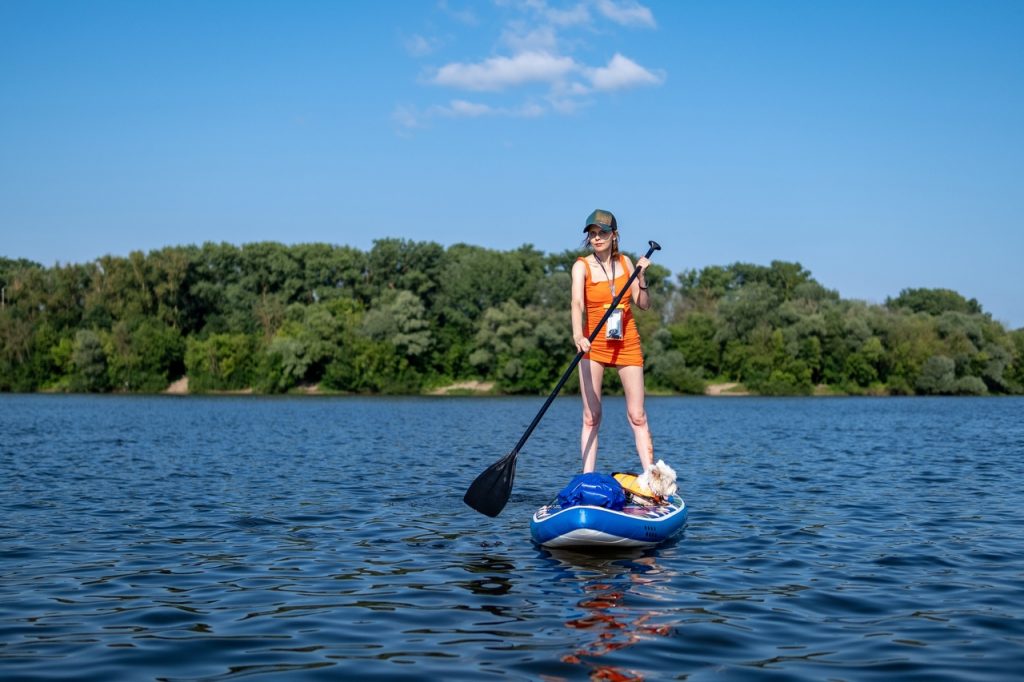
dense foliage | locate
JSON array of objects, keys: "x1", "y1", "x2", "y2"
[{"x1": 1, "y1": 244, "x2": 1021, "y2": 395}]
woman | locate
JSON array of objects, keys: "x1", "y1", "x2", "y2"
[{"x1": 571, "y1": 209, "x2": 654, "y2": 474}]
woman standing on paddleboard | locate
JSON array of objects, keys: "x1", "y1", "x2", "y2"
[{"x1": 571, "y1": 209, "x2": 654, "y2": 474}]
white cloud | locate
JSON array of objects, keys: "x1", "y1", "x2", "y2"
[
  {"x1": 587, "y1": 53, "x2": 663, "y2": 90},
  {"x1": 432, "y1": 51, "x2": 577, "y2": 91},
  {"x1": 404, "y1": 33, "x2": 439, "y2": 57},
  {"x1": 443, "y1": 99, "x2": 496, "y2": 117},
  {"x1": 501, "y1": 23, "x2": 559, "y2": 53},
  {"x1": 398, "y1": 0, "x2": 663, "y2": 130},
  {"x1": 594, "y1": 0, "x2": 656, "y2": 28},
  {"x1": 431, "y1": 99, "x2": 547, "y2": 118},
  {"x1": 548, "y1": 95, "x2": 586, "y2": 114},
  {"x1": 518, "y1": 102, "x2": 546, "y2": 117},
  {"x1": 438, "y1": 0, "x2": 478, "y2": 26},
  {"x1": 544, "y1": 3, "x2": 592, "y2": 27},
  {"x1": 498, "y1": 0, "x2": 591, "y2": 26},
  {"x1": 392, "y1": 106, "x2": 423, "y2": 130}
]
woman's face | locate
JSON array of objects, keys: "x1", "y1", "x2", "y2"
[{"x1": 587, "y1": 227, "x2": 615, "y2": 252}]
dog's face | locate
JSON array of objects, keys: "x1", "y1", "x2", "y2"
[
  {"x1": 646, "y1": 460, "x2": 678, "y2": 497},
  {"x1": 637, "y1": 460, "x2": 678, "y2": 498}
]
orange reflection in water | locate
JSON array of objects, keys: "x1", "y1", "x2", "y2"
[{"x1": 558, "y1": 557, "x2": 673, "y2": 682}]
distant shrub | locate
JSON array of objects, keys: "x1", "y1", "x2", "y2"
[
  {"x1": 185, "y1": 333, "x2": 257, "y2": 392},
  {"x1": 71, "y1": 330, "x2": 109, "y2": 392},
  {"x1": 916, "y1": 355, "x2": 956, "y2": 394},
  {"x1": 953, "y1": 375, "x2": 987, "y2": 396}
]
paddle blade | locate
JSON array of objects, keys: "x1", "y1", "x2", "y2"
[{"x1": 463, "y1": 452, "x2": 517, "y2": 517}]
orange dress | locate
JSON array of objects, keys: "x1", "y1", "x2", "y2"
[{"x1": 578, "y1": 255, "x2": 644, "y2": 367}]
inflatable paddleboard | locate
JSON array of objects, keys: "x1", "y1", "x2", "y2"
[{"x1": 530, "y1": 494, "x2": 687, "y2": 548}]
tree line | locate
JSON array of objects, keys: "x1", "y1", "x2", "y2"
[{"x1": 1, "y1": 242, "x2": 1021, "y2": 395}]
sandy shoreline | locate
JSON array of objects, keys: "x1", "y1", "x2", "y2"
[
  {"x1": 162, "y1": 377, "x2": 498, "y2": 396},
  {"x1": 163, "y1": 377, "x2": 752, "y2": 396},
  {"x1": 164, "y1": 377, "x2": 189, "y2": 394},
  {"x1": 704, "y1": 382, "x2": 749, "y2": 396},
  {"x1": 162, "y1": 377, "x2": 253, "y2": 395},
  {"x1": 427, "y1": 380, "x2": 496, "y2": 396}
]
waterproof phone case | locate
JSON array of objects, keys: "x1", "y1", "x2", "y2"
[{"x1": 606, "y1": 307, "x2": 624, "y2": 340}]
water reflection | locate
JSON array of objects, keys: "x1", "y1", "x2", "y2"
[
  {"x1": 457, "y1": 554, "x2": 516, "y2": 596},
  {"x1": 542, "y1": 548, "x2": 679, "y2": 682}
]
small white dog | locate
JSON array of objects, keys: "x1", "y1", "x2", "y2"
[{"x1": 637, "y1": 460, "x2": 678, "y2": 498}]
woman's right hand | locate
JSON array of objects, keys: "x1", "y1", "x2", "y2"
[{"x1": 575, "y1": 336, "x2": 591, "y2": 353}]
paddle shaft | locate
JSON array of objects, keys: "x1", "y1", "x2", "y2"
[{"x1": 508, "y1": 240, "x2": 661, "y2": 457}]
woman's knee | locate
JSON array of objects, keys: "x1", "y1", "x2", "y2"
[
  {"x1": 627, "y1": 408, "x2": 647, "y2": 429},
  {"x1": 583, "y1": 407, "x2": 602, "y2": 428}
]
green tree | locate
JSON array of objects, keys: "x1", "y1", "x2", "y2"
[
  {"x1": 257, "y1": 336, "x2": 310, "y2": 393},
  {"x1": 292, "y1": 242, "x2": 365, "y2": 304},
  {"x1": 106, "y1": 318, "x2": 185, "y2": 392},
  {"x1": 364, "y1": 238, "x2": 444, "y2": 300},
  {"x1": 916, "y1": 355, "x2": 956, "y2": 394},
  {"x1": 256, "y1": 302, "x2": 353, "y2": 392},
  {"x1": 185, "y1": 333, "x2": 258, "y2": 392},
  {"x1": 667, "y1": 312, "x2": 719, "y2": 375},
  {"x1": 0, "y1": 313, "x2": 37, "y2": 390},
  {"x1": 470, "y1": 300, "x2": 570, "y2": 393},
  {"x1": 1006, "y1": 329, "x2": 1024, "y2": 393},
  {"x1": 432, "y1": 243, "x2": 546, "y2": 377},
  {"x1": 239, "y1": 242, "x2": 304, "y2": 302},
  {"x1": 147, "y1": 245, "x2": 196, "y2": 331},
  {"x1": 645, "y1": 328, "x2": 704, "y2": 394},
  {"x1": 361, "y1": 290, "x2": 433, "y2": 359},
  {"x1": 71, "y1": 329, "x2": 109, "y2": 392},
  {"x1": 887, "y1": 288, "x2": 983, "y2": 317},
  {"x1": 717, "y1": 282, "x2": 780, "y2": 342},
  {"x1": 47, "y1": 334, "x2": 75, "y2": 389},
  {"x1": 676, "y1": 264, "x2": 732, "y2": 314}
]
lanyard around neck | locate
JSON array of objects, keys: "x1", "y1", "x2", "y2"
[{"x1": 594, "y1": 255, "x2": 616, "y2": 297}]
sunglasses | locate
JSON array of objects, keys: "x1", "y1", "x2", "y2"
[{"x1": 587, "y1": 227, "x2": 615, "y2": 240}]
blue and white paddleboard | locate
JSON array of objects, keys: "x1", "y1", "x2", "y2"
[{"x1": 530, "y1": 495, "x2": 687, "y2": 548}]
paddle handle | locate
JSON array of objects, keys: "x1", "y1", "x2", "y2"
[{"x1": 508, "y1": 240, "x2": 661, "y2": 456}]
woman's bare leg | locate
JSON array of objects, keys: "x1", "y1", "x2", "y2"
[
  {"x1": 579, "y1": 358, "x2": 605, "y2": 473},
  {"x1": 618, "y1": 365, "x2": 653, "y2": 472}
]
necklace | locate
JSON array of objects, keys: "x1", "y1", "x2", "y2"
[{"x1": 593, "y1": 254, "x2": 616, "y2": 297}]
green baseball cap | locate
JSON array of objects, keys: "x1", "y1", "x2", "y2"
[{"x1": 584, "y1": 209, "x2": 617, "y2": 233}]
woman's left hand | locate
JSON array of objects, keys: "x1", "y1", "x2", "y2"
[{"x1": 635, "y1": 257, "x2": 651, "y2": 289}]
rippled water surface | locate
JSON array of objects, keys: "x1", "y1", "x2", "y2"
[{"x1": 2, "y1": 394, "x2": 1023, "y2": 681}]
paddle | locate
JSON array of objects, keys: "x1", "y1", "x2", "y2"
[{"x1": 463, "y1": 240, "x2": 663, "y2": 517}]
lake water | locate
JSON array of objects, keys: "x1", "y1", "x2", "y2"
[{"x1": 1, "y1": 394, "x2": 1022, "y2": 681}]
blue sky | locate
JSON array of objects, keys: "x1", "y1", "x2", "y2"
[{"x1": 2, "y1": 1, "x2": 1022, "y2": 327}]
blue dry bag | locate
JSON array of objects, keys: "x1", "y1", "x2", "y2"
[{"x1": 556, "y1": 472, "x2": 626, "y2": 510}]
